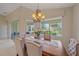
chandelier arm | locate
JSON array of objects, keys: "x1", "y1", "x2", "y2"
[{"x1": 37, "y1": 3, "x2": 39, "y2": 9}]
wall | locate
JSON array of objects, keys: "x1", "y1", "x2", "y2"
[
  {"x1": 0, "y1": 15, "x2": 8, "y2": 39},
  {"x1": 62, "y1": 7, "x2": 73, "y2": 46},
  {"x1": 73, "y1": 4, "x2": 79, "y2": 41}
]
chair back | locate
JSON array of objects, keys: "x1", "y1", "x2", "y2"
[
  {"x1": 26, "y1": 41, "x2": 42, "y2": 56},
  {"x1": 66, "y1": 38, "x2": 77, "y2": 56},
  {"x1": 76, "y1": 43, "x2": 79, "y2": 56},
  {"x1": 15, "y1": 37, "x2": 24, "y2": 56},
  {"x1": 44, "y1": 32, "x2": 51, "y2": 41}
]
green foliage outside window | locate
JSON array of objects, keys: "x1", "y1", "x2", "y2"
[{"x1": 25, "y1": 18, "x2": 62, "y2": 36}]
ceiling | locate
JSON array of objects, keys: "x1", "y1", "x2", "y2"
[{"x1": 0, "y1": 3, "x2": 75, "y2": 16}]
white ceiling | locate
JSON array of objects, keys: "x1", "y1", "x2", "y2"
[{"x1": 0, "y1": 3, "x2": 75, "y2": 16}]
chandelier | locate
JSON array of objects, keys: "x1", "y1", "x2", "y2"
[{"x1": 32, "y1": 4, "x2": 45, "y2": 22}]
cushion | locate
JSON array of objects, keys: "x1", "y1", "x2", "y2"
[{"x1": 66, "y1": 38, "x2": 77, "y2": 56}]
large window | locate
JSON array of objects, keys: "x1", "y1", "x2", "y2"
[
  {"x1": 41, "y1": 17, "x2": 62, "y2": 37},
  {"x1": 25, "y1": 17, "x2": 62, "y2": 39}
]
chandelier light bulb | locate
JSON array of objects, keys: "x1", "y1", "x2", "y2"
[
  {"x1": 32, "y1": 13, "x2": 36, "y2": 18},
  {"x1": 38, "y1": 12, "x2": 42, "y2": 17},
  {"x1": 42, "y1": 15, "x2": 45, "y2": 19}
]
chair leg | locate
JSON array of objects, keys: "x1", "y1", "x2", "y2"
[
  {"x1": 23, "y1": 44, "x2": 28, "y2": 56},
  {"x1": 17, "y1": 54, "x2": 18, "y2": 56}
]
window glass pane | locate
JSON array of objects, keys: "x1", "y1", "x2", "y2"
[
  {"x1": 25, "y1": 20, "x2": 34, "y2": 34},
  {"x1": 11, "y1": 20, "x2": 19, "y2": 39},
  {"x1": 49, "y1": 19, "x2": 62, "y2": 36},
  {"x1": 11, "y1": 20, "x2": 19, "y2": 33},
  {"x1": 41, "y1": 22, "x2": 49, "y2": 31}
]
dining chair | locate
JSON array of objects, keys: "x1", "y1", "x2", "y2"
[
  {"x1": 76, "y1": 43, "x2": 79, "y2": 56},
  {"x1": 15, "y1": 37, "x2": 25, "y2": 56},
  {"x1": 44, "y1": 32, "x2": 51, "y2": 41},
  {"x1": 65, "y1": 38, "x2": 77, "y2": 56},
  {"x1": 26, "y1": 41, "x2": 42, "y2": 56}
]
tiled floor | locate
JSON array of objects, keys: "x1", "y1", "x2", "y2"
[{"x1": 0, "y1": 39, "x2": 16, "y2": 56}]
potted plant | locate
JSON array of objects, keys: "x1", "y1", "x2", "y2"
[{"x1": 34, "y1": 31, "x2": 41, "y2": 39}]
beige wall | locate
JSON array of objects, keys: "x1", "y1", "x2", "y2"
[
  {"x1": 0, "y1": 15, "x2": 8, "y2": 39},
  {"x1": 0, "y1": 15, "x2": 6, "y2": 23},
  {"x1": 62, "y1": 7, "x2": 73, "y2": 46},
  {"x1": 73, "y1": 4, "x2": 79, "y2": 41}
]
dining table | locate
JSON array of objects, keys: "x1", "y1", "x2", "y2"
[{"x1": 23, "y1": 36, "x2": 64, "y2": 56}]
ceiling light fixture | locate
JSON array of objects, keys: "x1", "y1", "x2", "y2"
[{"x1": 32, "y1": 3, "x2": 45, "y2": 22}]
